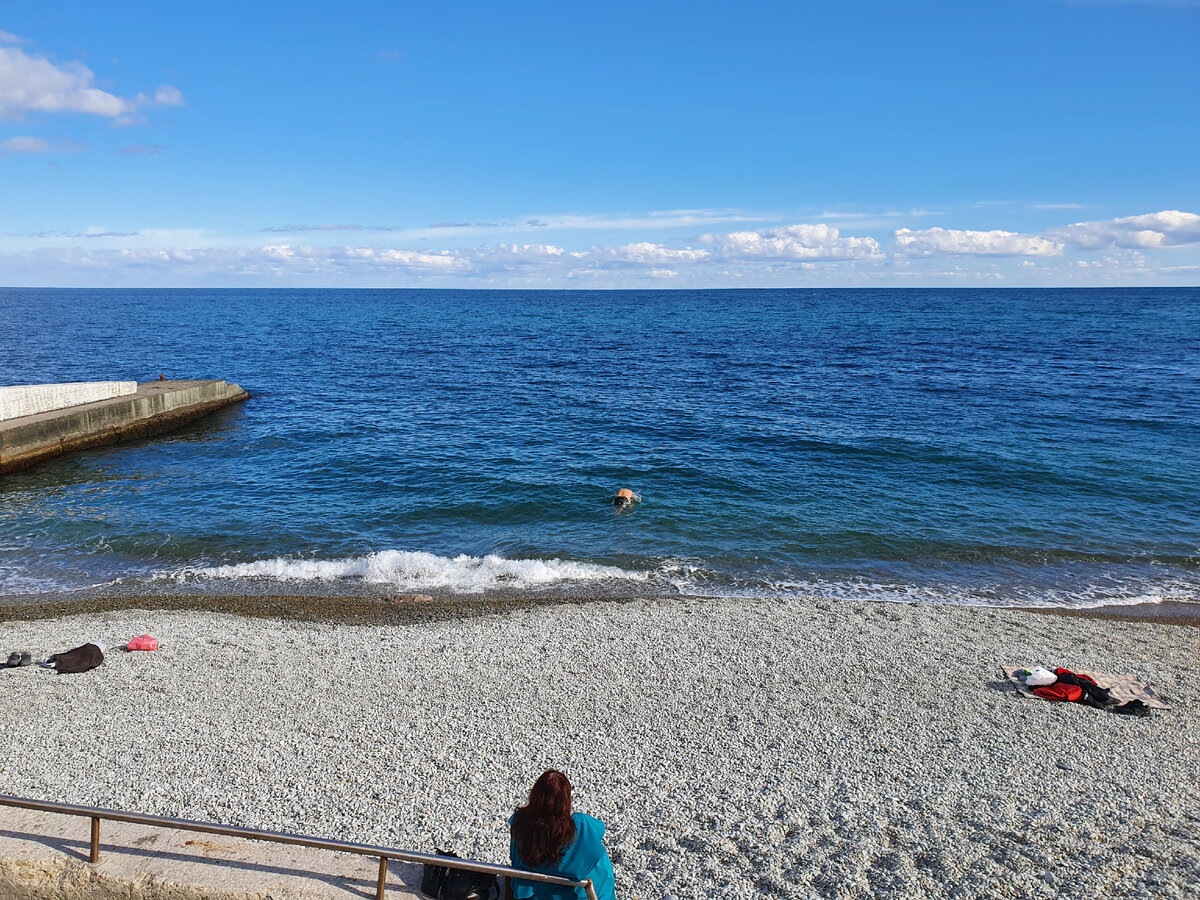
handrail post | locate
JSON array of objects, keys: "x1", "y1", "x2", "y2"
[
  {"x1": 584, "y1": 878, "x2": 598, "y2": 900},
  {"x1": 90, "y1": 816, "x2": 100, "y2": 863},
  {"x1": 376, "y1": 855, "x2": 388, "y2": 900}
]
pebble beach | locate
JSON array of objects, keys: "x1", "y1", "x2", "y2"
[{"x1": 0, "y1": 595, "x2": 1196, "y2": 900}]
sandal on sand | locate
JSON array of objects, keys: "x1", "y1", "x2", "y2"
[
  {"x1": 5, "y1": 652, "x2": 19, "y2": 668},
  {"x1": 16, "y1": 652, "x2": 31, "y2": 667}
]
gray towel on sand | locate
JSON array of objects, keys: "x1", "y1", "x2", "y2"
[{"x1": 1001, "y1": 665, "x2": 1172, "y2": 709}]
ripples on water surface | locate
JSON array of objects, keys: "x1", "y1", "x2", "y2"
[{"x1": 1, "y1": 288, "x2": 1197, "y2": 609}]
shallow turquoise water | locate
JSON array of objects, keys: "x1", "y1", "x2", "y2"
[{"x1": 1, "y1": 287, "x2": 1197, "y2": 608}]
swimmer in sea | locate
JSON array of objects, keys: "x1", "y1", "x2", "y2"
[{"x1": 613, "y1": 488, "x2": 639, "y2": 511}]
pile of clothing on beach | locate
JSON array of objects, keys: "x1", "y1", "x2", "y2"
[
  {"x1": 1017, "y1": 667, "x2": 1150, "y2": 716},
  {"x1": 5, "y1": 645, "x2": 107, "y2": 673},
  {"x1": 6, "y1": 635, "x2": 159, "y2": 676}
]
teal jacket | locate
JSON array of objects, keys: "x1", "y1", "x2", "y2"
[{"x1": 509, "y1": 812, "x2": 616, "y2": 900}]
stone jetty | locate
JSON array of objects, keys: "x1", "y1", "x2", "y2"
[{"x1": 0, "y1": 380, "x2": 249, "y2": 474}]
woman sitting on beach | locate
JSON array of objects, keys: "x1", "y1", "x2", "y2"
[{"x1": 508, "y1": 769, "x2": 616, "y2": 900}]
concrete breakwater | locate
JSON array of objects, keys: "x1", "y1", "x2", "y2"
[
  {"x1": 0, "y1": 380, "x2": 249, "y2": 474},
  {"x1": 0, "y1": 381, "x2": 137, "y2": 422}
]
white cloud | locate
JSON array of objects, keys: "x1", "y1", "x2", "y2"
[
  {"x1": 469, "y1": 243, "x2": 572, "y2": 272},
  {"x1": 894, "y1": 227, "x2": 1063, "y2": 257},
  {"x1": 593, "y1": 241, "x2": 709, "y2": 264},
  {"x1": 0, "y1": 40, "x2": 183, "y2": 119},
  {"x1": 1047, "y1": 210, "x2": 1200, "y2": 250},
  {"x1": 3, "y1": 210, "x2": 1198, "y2": 288},
  {"x1": 0, "y1": 240, "x2": 709, "y2": 284},
  {"x1": 1, "y1": 135, "x2": 49, "y2": 152},
  {"x1": 235, "y1": 244, "x2": 475, "y2": 272},
  {"x1": 375, "y1": 248, "x2": 469, "y2": 270},
  {"x1": 699, "y1": 224, "x2": 883, "y2": 260},
  {"x1": 1, "y1": 135, "x2": 85, "y2": 153},
  {"x1": 151, "y1": 85, "x2": 184, "y2": 107}
]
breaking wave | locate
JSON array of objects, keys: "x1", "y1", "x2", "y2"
[
  {"x1": 179, "y1": 550, "x2": 648, "y2": 594},
  {"x1": 162, "y1": 552, "x2": 1200, "y2": 609}
]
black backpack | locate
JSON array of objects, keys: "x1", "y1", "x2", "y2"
[{"x1": 421, "y1": 850, "x2": 499, "y2": 900}]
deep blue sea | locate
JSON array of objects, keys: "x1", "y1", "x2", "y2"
[{"x1": 1, "y1": 287, "x2": 1197, "y2": 610}]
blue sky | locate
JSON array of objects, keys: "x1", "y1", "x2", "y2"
[{"x1": 1, "y1": 0, "x2": 1197, "y2": 287}]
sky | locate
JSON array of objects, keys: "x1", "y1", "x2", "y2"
[{"x1": 1, "y1": 0, "x2": 1198, "y2": 288}]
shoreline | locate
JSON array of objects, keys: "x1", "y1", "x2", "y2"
[
  {"x1": 2, "y1": 590, "x2": 1197, "y2": 628},
  {"x1": 0, "y1": 592, "x2": 622, "y2": 627},
  {"x1": 1020, "y1": 598, "x2": 1200, "y2": 628}
]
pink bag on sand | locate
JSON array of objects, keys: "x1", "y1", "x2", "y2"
[{"x1": 126, "y1": 634, "x2": 158, "y2": 652}]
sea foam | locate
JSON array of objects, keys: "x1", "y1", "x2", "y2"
[
  {"x1": 182, "y1": 549, "x2": 647, "y2": 594},
  {"x1": 669, "y1": 573, "x2": 1198, "y2": 610}
]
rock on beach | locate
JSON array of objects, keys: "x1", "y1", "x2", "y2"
[{"x1": 0, "y1": 595, "x2": 1196, "y2": 899}]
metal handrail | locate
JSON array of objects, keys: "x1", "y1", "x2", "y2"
[{"x1": 0, "y1": 794, "x2": 599, "y2": 900}]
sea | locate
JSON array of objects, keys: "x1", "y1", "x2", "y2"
[{"x1": 1, "y1": 287, "x2": 1197, "y2": 612}]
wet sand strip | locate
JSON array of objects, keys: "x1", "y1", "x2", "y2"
[{"x1": 1, "y1": 591, "x2": 1195, "y2": 628}]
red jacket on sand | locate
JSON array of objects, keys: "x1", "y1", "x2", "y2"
[{"x1": 1031, "y1": 668, "x2": 1097, "y2": 702}]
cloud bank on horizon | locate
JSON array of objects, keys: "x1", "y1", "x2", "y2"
[
  {"x1": 1, "y1": 2, "x2": 1197, "y2": 288},
  {"x1": 3, "y1": 208, "x2": 1197, "y2": 288}
]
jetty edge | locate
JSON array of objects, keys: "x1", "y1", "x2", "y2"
[{"x1": 0, "y1": 380, "x2": 249, "y2": 474}]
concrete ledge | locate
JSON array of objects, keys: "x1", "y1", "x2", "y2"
[
  {"x1": 0, "y1": 857, "x2": 261, "y2": 900},
  {"x1": 0, "y1": 382, "x2": 137, "y2": 422},
  {"x1": 0, "y1": 807, "x2": 421, "y2": 899},
  {"x1": 0, "y1": 380, "x2": 249, "y2": 475}
]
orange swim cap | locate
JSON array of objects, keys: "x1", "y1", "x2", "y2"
[{"x1": 616, "y1": 488, "x2": 634, "y2": 500}]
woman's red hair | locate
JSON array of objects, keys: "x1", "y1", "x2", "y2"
[{"x1": 511, "y1": 769, "x2": 576, "y2": 866}]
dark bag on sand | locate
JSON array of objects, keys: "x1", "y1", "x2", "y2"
[
  {"x1": 421, "y1": 850, "x2": 498, "y2": 900},
  {"x1": 48, "y1": 643, "x2": 104, "y2": 674}
]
